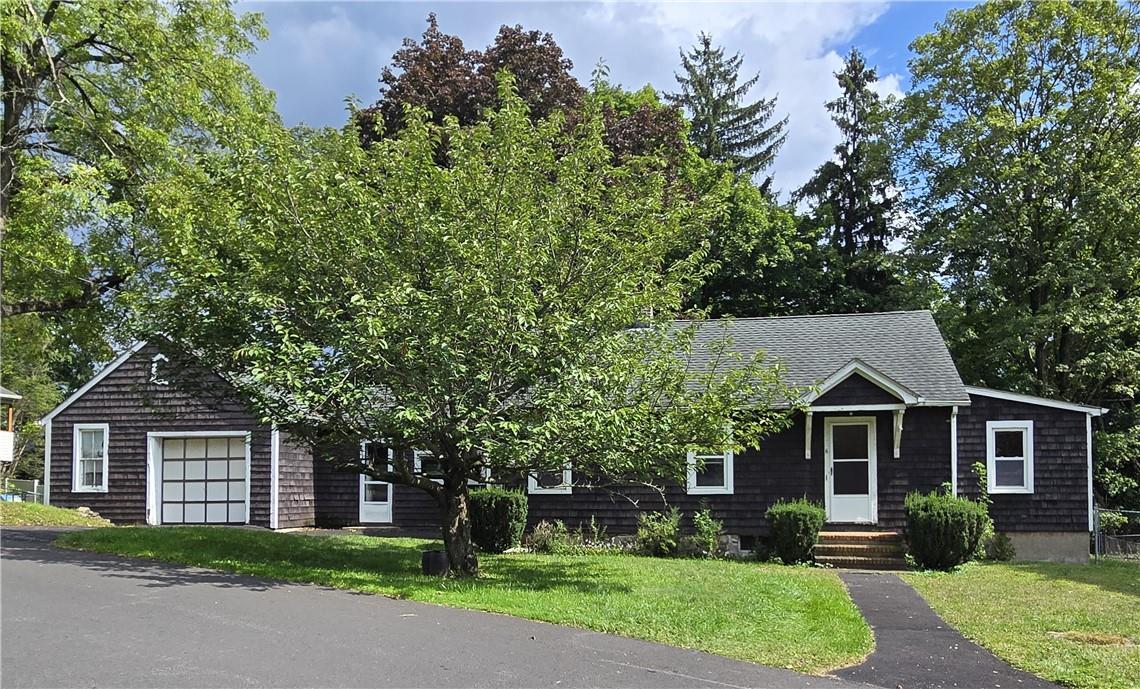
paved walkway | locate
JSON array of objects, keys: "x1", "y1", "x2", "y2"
[
  {"x1": 1, "y1": 528, "x2": 864, "y2": 689},
  {"x1": 836, "y1": 572, "x2": 1059, "y2": 689}
]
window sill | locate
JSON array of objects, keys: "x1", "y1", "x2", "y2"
[
  {"x1": 71, "y1": 487, "x2": 108, "y2": 494},
  {"x1": 686, "y1": 486, "x2": 733, "y2": 495},
  {"x1": 989, "y1": 486, "x2": 1033, "y2": 495},
  {"x1": 528, "y1": 488, "x2": 572, "y2": 495}
]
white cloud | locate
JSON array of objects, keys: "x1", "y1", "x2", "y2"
[{"x1": 243, "y1": 1, "x2": 896, "y2": 197}]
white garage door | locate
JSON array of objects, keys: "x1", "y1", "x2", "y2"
[{"x1": 161, "y1": 436, "x2": 247, "y2": 524}]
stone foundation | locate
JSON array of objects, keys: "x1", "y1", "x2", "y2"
[{"x1": 1006, "y1": 531, "x2": 1089, "y2": 563}]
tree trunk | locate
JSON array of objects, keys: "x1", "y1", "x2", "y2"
[{"x1": 440, "y1": 484, "x2": 479, "y2": 577}]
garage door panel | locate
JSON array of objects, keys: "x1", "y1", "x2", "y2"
[
  {"x1": 160, "y1": 434, "x2": 247, "y2": 525},
  {"x1": 162, "y1": 504, "x2": 183, "y2": 523}
]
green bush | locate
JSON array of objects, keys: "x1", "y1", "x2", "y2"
[
  {"x1": 691, "y1": 507, "x2": 724, "y2": 558},
  {"x1": 468, "y1": 486, "x2": 528, "y2": 553},
  {"x1": 904, "y1": 490, "x2": 990, "y2": 570},
  {"x1": 765, "y1": 499, "x2": 825, "y2": 564},
  {"x1": 1099, "y1": 510, "x2": 1128, "y2": 535},
  {"x1": 636, "y1": 508, "x2": 681, "y2": 556},
  {"x1": 526, "y1": 519, "x2": 570, "y2": 554},
  {"x1": 983, "y1": 531, "x2": 1016, "y2": 561}
]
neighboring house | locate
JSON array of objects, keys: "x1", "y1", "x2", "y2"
[{"x1": 39, "y1": 311, "x2": 1104, "y2": 562}]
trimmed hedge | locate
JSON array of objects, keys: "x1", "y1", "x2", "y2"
[
  {"x1": 766, "y1": 499, "x2": 825, "y2": 564},
  {"x1": 904, "y1": 490, "x2": 989, "y2": 570},
  {"x1": 469, "y1": 486, "x2": 528, "y2": 553}
]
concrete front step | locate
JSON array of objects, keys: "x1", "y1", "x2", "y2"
[
  {"x1": 816, "y1": 554, "x2": 908, "y2": 570},
  {"x1": 814, "y1": 542, "x2": 904, "y2": 557}
]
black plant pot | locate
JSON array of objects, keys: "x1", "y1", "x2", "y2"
[{"x1": 421, "y1": 550, "x2": 450, "y2": 576}]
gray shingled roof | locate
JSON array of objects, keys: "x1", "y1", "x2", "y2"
[{"x1": 680, "y1": 310, "x2": 970, "y2": 405}]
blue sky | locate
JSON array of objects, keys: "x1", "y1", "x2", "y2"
[{"x1": 240, "y1": 1, "x2": 974, "y2": 197}]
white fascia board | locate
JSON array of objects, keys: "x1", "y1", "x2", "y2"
[
  {"x1": 39, "y1": 341, "x2": 147, "y2": 423},
  {"x1": 965, "y1": 386, "x2": 1107, "y2": 416},
  {"x1": 804, "y1": 359, "x2": 921, "y2": 405}
]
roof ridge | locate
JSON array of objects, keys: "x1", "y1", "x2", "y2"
[{"x1": 675, "y1": 310, "x2": 933, "y2": 324}]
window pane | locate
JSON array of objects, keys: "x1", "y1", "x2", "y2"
[
  {"x1": 695, "y1": 458, "x2": 725, "y2": 487},
  {"x1": 80, "y1": 429, "x2": 103, "y2": 459},
  {"x1": 833, "y1": 460, "x2": 870, "y2": 495},
  {"x1": 994, "y1": 430, "x2": 1024, "y2": 458},
  {"x1": 534, "y1": 471, "x2": 566, "y2": 488},
  {"x1": 364, "y1": 483, "x2": 389, "y2": 503},
  {"x1": 994, "y1": 459, "x2": 1025, "y2": 487},
  {"x1": 418, "y1": 453, "x2": 443, "y2": 478},
  {"x1": 832, "y1": 425, "x2": 868, "y2": 460}
]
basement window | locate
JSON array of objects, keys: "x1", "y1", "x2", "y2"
[{"x1": 986, "y1": 420, "x2": 1034, "y2": 494}]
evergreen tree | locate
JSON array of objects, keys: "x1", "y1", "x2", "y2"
[
  {"x1": 668, "y1": 33, "x2": 787, "y2": 189},
  {"x1": 796, "y1": 48, "x2": 910, "y2": 312}
]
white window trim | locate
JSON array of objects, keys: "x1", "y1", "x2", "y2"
[
  {"x1": 986, "y1": 420, "x2": 1034, "y2": 494},
  {"x1": 413, "y1": 449, "x2": 445, "y2": 484},
  {"x1": 528, "y1": 468, "x2": 572, "y2": 494},
  {"x1": 72, "y1": 423, "x2": 109, "y2": 493},
  {"x1": 686, "y1": 450, "x2": 734, "y2": 495}
]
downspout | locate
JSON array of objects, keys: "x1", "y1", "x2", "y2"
[{"x1": 950, "y1": 406, "x2": 959, "y2": 497}]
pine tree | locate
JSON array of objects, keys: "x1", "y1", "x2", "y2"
[
  {"x1": 668, "y1": 33, "x2": 788, "y2": 188},
  {"x1": 796, "y1": 48, "x2": 906, "y2": 312}
]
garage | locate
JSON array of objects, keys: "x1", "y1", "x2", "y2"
[{"x1": 159, "y1": 435, "x2": 248, "y2": 524}]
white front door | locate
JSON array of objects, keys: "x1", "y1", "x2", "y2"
[
  {"x1": 359, "y1": 443, "x2": 392, "y2": 523},
  {"x1": 824, "y1": 417, "x2": 877, "y2": 524}
]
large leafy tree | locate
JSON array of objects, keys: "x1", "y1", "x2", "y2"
[
  {"x1": 668, "y1": 33, "x2": 788, "y2": 189},
  {"x1": 796, "y1": 49, "x2": 915, "y2": 314},
  {"x1": 145, "y1": 81, "x2": 794, "y2": 577},
  {"x1": 0, "y1": 0, "x2": 273, "y2": 473},
  {"x1": 900, "y1": 0, "x2": 1140, "y2": 508},
  {"x1": 357, "y1": 14, "x2": 584, "y2": 141}
]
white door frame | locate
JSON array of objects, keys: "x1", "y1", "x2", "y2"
[
  {"x1": 823, "y1": 416, "x2": 878, "y2": 524},
  {"x1": 359, "y1": 446, "x2": 393, "y2": 524},
  {"x1": 145, "y1": 430, "x2": 252, "y2": 526}
]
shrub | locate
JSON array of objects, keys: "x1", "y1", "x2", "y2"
[
  {"x1": 765, "y1": 499, "x2": 825, "y2": 564},
  {"x1": 983, "y1": 531, "x2": 1016, "y2": 561},
  {"x1": 691, "y1": 507, "x2": 724, "y2": 558},
  {"x1": 526, "y1": 519, "x2": 571, "y2": 554},
  {"x1": 468, "y1": 486, "x2": 528, "y2": 553},
  {"x1": 904, "y1": 490, "x2": 990, "y2": 570},
  {"x1": 1099, "y1": 510, "x2": 1128, "y2": 535},
  {"x1": 635, "y1": 508, "x2": 681, "y2": 556}
]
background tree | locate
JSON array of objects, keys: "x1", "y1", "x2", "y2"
[
  {"x1": 796, "y1": 48, "x2": 916, "y2": 313},
  {"x1": 0, "y1": 0, "x2": 273, "y2": 476},
  {"x1": 668, "y1": 33, "x2": 788, "y2": 190},
  {"x1": 144, "y1": 80, "x2": 795, "y2": 577},
  {"x1": 357, "y1": 14, "x2": 584, "y2": 141},
  {"x1": 899, "y1": 0, "x2": 1140, "y2": 509}
]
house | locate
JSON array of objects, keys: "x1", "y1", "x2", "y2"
[{"x1": 39, "y1": 311, "x2": 1104, "y2": 562}]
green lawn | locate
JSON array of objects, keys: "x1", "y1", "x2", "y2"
[
  {"x1": 58, "y1": 527, "x2": 871, "y2": 673},
  {"x1": 905, "y1": 561, "x2": 1140, "y2": 689},
  {"x1": 0, "y1": 501, "x2": 112, "y2": 527}
]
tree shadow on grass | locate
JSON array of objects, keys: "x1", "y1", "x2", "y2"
[
  {"x1": 999, "y1": 560, "x2": 1140, "y2": 599},
  {"x1": 4, "y1": 526, "x2": 631, "y2": 599}
]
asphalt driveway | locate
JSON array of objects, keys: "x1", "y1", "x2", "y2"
[{"x1": 1, "y1": 528, "x2": 864, "y2": 689}]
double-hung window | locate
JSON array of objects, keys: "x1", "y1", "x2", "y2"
[
  {"x1": 414, "y1": 450, "x2": 445, "y2": 483},
  {"x1": 986, "y1": 420, "x2": 1034, "y2": 494},
  {"x1": 73, "y1": 423, "x2": 109, "y2": 492},
  {"x1": 687, "y1": 450, "x2": 734, "y2": 495}
]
